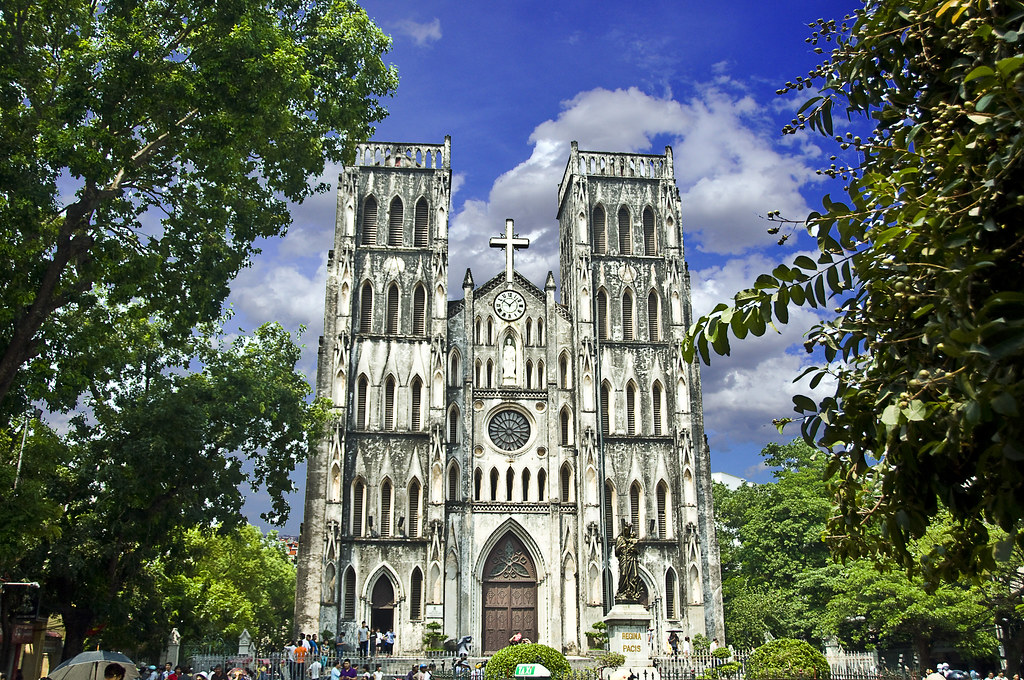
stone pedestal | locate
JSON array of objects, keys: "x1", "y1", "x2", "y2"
[{"x1": 602, "y1": 604, "x2": 660, "y2": 680}]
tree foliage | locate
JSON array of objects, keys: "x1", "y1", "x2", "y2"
[
  {"x1": 2, "y1": 323, "x2": 329, "y2": 661},
  {"x1": 715, "y1": 441, "x2": 841, "y2": 647},
  {"x1": 684, "y1": 0, "x2": 1024, "y2": 581},
  {"x1": 0, "y1": 0, "x2": 397, "y2": 413}
]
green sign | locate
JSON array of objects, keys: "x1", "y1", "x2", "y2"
[{"x1": 514, "y1": 665, "x2": 550, "y2": 678}]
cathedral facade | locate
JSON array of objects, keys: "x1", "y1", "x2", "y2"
[{"x1": 294, "y1": 138, "x2": 724, "y2": 655}]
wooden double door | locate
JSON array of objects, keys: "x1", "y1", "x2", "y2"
[{"x1": 481, "y1": 533, "x2": 538, "y2": 653}]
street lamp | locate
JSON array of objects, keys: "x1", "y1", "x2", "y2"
[{"x1": 13, "y1": 407, "x2": 42, "y2": 490}]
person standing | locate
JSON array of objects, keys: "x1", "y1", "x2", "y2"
[
  {"x1": 357, "y1": 623, "x2": 370, "y2": 658},
  {"x1": 285, "y1": 641, "x2": 298, "y2": 680},
  {"x1": 330, "y1": 661, "x2": 342, "y2": 680},
  {"x1": 682, "y1": 636, "x2": 693, "y2": 657},
  {"x1": 309, "y1": 657, "x2": 322, "y2": 680},
  {"x1": 340, "y1": 661, "x2": 357, "y2": 680},
  {"x1": 372, "y1": 666, "x2": 382, "y2": 680},
  {"x1": 294, "y1": 636, "x2": 309, "y2": 680},
  {"x1": 384, "y1": 629, "x2": 395, "y2": 657},
  {"x1": 668, "y1": 632, "x2": 679, "y2": 657}
]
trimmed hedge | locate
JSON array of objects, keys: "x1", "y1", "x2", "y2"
[
  {"x1": 484, "y1": 643, "x2": 570, "y2": 680},
  {"x1": 747, "y1": 639, "x2": 830, "y2": 680}
]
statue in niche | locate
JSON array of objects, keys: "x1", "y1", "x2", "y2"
[
  {"x1": 502, "y1": 336, "x2": 517, "y2": 384},
  {"x1": 614, "y1": 523, "x2": 643, "y2": 604}
]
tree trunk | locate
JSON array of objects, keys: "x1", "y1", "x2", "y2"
[
  {"x1": 1004, "y1": 624, "x2": 1023, "y2": 676},
  {"x1": 59, "y1": 604, "x2": 96, "y2": 662},
  {"x1": 914, "y1": 634, "x2": 933, "y2": 673}
]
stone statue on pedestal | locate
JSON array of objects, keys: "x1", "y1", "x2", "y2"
[{"x1": 614, "y1": 523, "x2": 642, "y2": 603}]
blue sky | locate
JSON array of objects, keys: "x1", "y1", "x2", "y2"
[{"x1": 236, "y1": 0, "x2": 862, "y2": 533}]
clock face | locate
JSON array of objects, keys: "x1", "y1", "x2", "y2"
[
  {"x1": 488, "y1": 409, "x2": 531, "y2": 451},
  {"x1": 494, "y1": 289, "x2": 526, "y2": 321}
]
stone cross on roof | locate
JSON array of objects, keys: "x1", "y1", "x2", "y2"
[{"x1": 489, "y1": 218, "x2": 529, "y2": 283}]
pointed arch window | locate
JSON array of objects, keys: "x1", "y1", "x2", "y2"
[
  {"x1": 593, "y1": 205, "x2": 607, "y2": 254},
  {"x1": 448, "y1": 405, "x2": 460, "y2": 443},
  {"x1": 408, "y1": 479, "x2": 421, "y2": 537},
  {"x1": 666, "y1": 568, "x2": 677, "y2": 619},
  {"x1": 388, "y1": 196, "x2": 404, "y2": 246},
  {"x1": 561, "y1": 463, "x2": 572, "y2": 502},
  {"x1": 359, "y1": 282, "x2": 373, "y2": 333},
  {"x1": 537, "y1": 468, "x2": 547, "y2": 501},
  {"x1": 414, "y1": 197, "x2": 429, "y2": 247},
  {"x1": 487, "y1": 317, "x2": 494, "y2": 344},
  {"x1": 525, "y1": 318, "x2": 533, "y2": 346},
  {"x1": 410, "y1": 567, "x2": 423, "y2": 619},
  {"x1": 525, "y1": 360, "x2": 533, "y2": 388},
  {"x1": 656, "y1": 480, "x2": 669, "y2": 539},
  {"x1": 537, "y1": 359, "x2": 545, "y2": 386},
  {"x1": 383, "y1": 376, "x2": 396, "y2": 431},
  {"x1": 622, "y1": 290, "x2": 635, "y2": 341},
  {"x1": 356, "y1": 375, "x2": 369, "y2": 429},
  {"x1": 626, "y1": 382, "x2": 638, "y2": 435},
  {"x1": 448, "y1": 464, "x2": 460, "y2": 501},
  {"x1": 629, "y1": 481, "x2": 642, "y2": 533},
  {"x1": 413, "y1": 284, "x2": 427, "y2": 335},
  {"x1": 597, "y1": 289, "x2": 609, "y2": 340},
  {"x1": 521, "y1": 468, "x2": 531, "y2": 501},
  {"x1": 643, "y1": 206, "x2": 657, "y2": 255},
  {"x1": 603, "y1": 481, "x2": 615, "y2": 545},
  {"x1": 449, "y1": 351, "x2": 461, "y2": 386},
  {"x1": 474, "y1": 468, "x2": 483, "y2": 501},
  {"x1": 380, "y1": 479, "x2": 393, "y2": 537},
  {"x1": 343, "y1": 566, "x2": 356, "y2": 619},
  {"x1": 653, "y1": 381, "x2": 665, "y2": 436},
  {"x1": 648, "y1": 290, "x2": 661, "y2": 341},
  {"x1": 559, "y1": 353, "x2": 571, "y2": 388},
  {"x1": 475, "y1": 317, "x2": 482, "y2": 344},
  {"x1": 490, "y1": 468, "x2": 499, "y2": 501},
  {"x1": 618, "y1": 206, "x2": 632, "y2": 255},
  {"x1": 386, "y1": 283, "x2": 400, "y2": 335},
  {"x1": 475, "y1": 360, "x2": 482, "y2": 387},
  {"x1": 560, "y1": 407, "x2": 572, "y2": 446},
  {"x1": 352, "y1": 478, "x2": 366, "y2": 537},
  {"x1": 537, "y1": 319, "x2": 544, "y2": 344},
  {"x1": 410, "y1": 376, "x2": 423, "y2": 431},
  {"x1": 600, "y1": 381, "x2": 611, "y2": 435},
  {"x1": 361, "y1": 197, "x2": 378, "y2": 245},
  {"x1": 506, "y1": 467, "x2": 515, "y2": 501}
]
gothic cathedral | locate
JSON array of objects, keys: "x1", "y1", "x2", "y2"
[{"x1": 294, "y1": 138, "x2": 724, "y2": 655}]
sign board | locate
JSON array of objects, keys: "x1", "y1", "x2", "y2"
[{"x1": 514, "y1": 665, "x2": 550, "y2": 678}]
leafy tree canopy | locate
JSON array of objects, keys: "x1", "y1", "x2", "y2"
[
  {"x1": 685, "y1": 0, "x2": 1024, "y2": 581},
  {"x1": 1, "y1": 322, "x2": 329, "y2": 661},
  {"x1": 0, "y1": 0, "x2": 398, "y2": 414}
]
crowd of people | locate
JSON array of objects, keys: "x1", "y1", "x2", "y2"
[{"x1": 925, "y1": 663, "x2": 1019, "y2": 680}]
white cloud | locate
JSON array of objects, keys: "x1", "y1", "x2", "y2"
[
  {"x1": 394, "y1": 18, "x2": 442, "y2": 47},
  {"x1": 231, "y1": 257, "x2": 327, "y2": 335}
]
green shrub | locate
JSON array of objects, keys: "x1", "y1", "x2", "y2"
[
  {"x1": 587, "y1": 622, "x2": 609, "y2": 649},
  {"x1": 747, "y1": 639, "x2": 830, "y2": 680},
  {"x1": 595, "y1": 652, "x2": 625, "y2": 668},
  {"x1": 423, "y1": 621, "x2": 446, "y2": 651},
  {"x1": 692, "y1": 634, "x2": 711, "y2": 653},
  {"x1": 485, "y1": 643, "x2": 570, "y2": 680}
]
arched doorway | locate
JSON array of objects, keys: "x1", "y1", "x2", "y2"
[
  {"x1": 482, "y1": 532, "x2": 538, "y2": 653},
  {"x1": 370, "y1": 575, "x2": 395, "y2": 634}
]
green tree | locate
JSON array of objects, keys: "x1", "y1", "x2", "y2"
[
  {"x1": 715, "y1": 441, "x2": 841, "y2": 646},
  {"x1": 821, "y1": 525, "x2": 999, "y2": 671},
  {"x1": 139, "y1": 524, "x2": 297, "y2": 656},
  {"x1": 13, "y1": 323, "x2": 329, "y2": 660},
  {"x1": 684, "y1": 0, "x2": 1024, "y2": 581},
  {"x1": 0, "y1": 0, "x2": 397, "y2": 413}
]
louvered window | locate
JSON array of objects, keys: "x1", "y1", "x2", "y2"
[
  {"x1": 353, "y1": 481, "x2": 365, "y2": 536},
  {"x1": 384, "y1": 377, "x2": 396, "y2": 430},
  {"x1": 600, "y1": 382, "x2": 611, "y2": 435},
  {"x1": 410, "y1": 377, "x2": 422, "y2": 431},
  {"x1": 653, "y1": 382, "x2": 664, "y2": 436},
  {"x1": 408, "y1": 480, "x2": 421, "y2": 537},
  {"x1": 561, "y1": 465, "x2": 572, "y2": 501},
  {"x1": 413, "y1": 285, "x2": 426, "y2": 335},
  {"x1": 597, "y1": 291, "x2": 608, "y2": 340},
  {"x1": 386, "y1": 284, "x2": 399, "y2": 334},
  {"x1": 626, "y1": 383, "x2": 637, "y2": 435},
  {"x1": 410, "y1": 568, "x2": 423, "y2": 619},
  {"x1": 380, "y1": 480, "x2": 392, "y2": 537},
  {"x1": 388, "y1": 197, "x2": 403, "y2": 246},
  {"x1": 560, "y1": 408, "x2": 571, "y2": 446},
  {"x1": 414, "y1": 198, "x2": 429, "y2": 247},
  {"x1": 623, "y1": 290, "x2": 634, "y2": 341},
  {"x1": 359, "y1": 283, "x2": 373, "y2": 333},
  {"x1": 343, "y1": 567, "x2": 356, "y2": 619},
  {"x1": 666, "y1": 569, "x2": 677, "y2": 619},
  {"x1": 648, "y1": 291, "x2": 660, "y2": 341},
  {"x1": 448, "y1": 407, "x2": 459, "y2": 443},
  {"x1": 618, "y1": 207, "x2": 631, "y2": 254},
  {"x1": 356, "y1": 376, "x2": 369, "y2": 428},
  {"x1": 657, "y1": 482, "x2": 668, "y2": 539},
  {"x1": 448, "y1": 466, "x2": 459, "y2": 501},
  {"x1": 630, "y1": 482, "x2": 641, "y2": 532},
  {"x1": 361, "y1": 198, "x2": 378, "y2": 245},
  {"x1": 643, "y1": 207, "x2": 657, "y2": 255},
  {"x1": 604, "y1": 482, "x2": 615, "y2": 544},
  {"x1": 593, "y1": 206, "x2": 607, "y2": 254}
]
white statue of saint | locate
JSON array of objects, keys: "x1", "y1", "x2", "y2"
[{"x1": 502, "y1": 337, "x2": 517, "y2": 383}]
